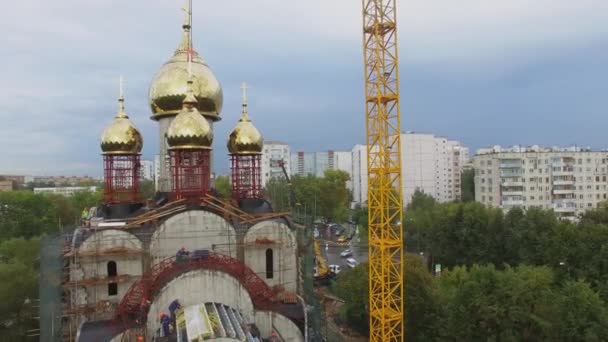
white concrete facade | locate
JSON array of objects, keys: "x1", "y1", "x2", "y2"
[
  {"x1": 73, "y1": 229, "x2": 144, "y2": 320},
  {"x1": 140, "y1": 160, "x2": 155, "y2": 181},
  {"x1": 351, "y1": 145, "x2": 368, "y2": 206},
  {"x1": 474, "y1": 145, "x2": 608, "y2": 220},
  {"x1": 150, "y1": 210, "x2": 238, "y2": 263},
  {"x1": 244, "y1": 221, "x2": 297, "y2": 292},
  {"x1": 261, "y1": 141, "x2": 291, "y2": 187},
  {"x1": 350, "y1": 133, "x2": 467, "y2": 208},
  {"x1": 401, "y1": 133, "x2": 466, "y2": 207}
]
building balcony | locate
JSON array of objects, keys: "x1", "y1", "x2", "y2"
[
  {"x1": 552, "y1": 203, "x2": 576, "y2": 212},
  {"x1": 502, "y1": 191, "x2": 523, "y2": 196},
  {"x1": 499, "y1": 161, "x2": 523, "y2": 168},
  {"x1": 501, "y1": 180, "x2": 523, "y2": 187},
  {"x1": 553, "y1": 180, "x2": 575, "y2": 185},
  {"x1": 502, "y1": 199, "x2": 524, "y2": 206},
  {"x1": 500, "y1": 170, "x2": 523, "y2": 178},
  {"x1": 553, "y1": 189, "x2": 575, "y2": 195}
]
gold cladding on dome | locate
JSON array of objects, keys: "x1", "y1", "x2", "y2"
[
  {"x1": 148, "y1": 6, "x2": 223, "y2": 121},
  {"x1": 166, "y1": 80, "x2": 213, "y2": 150},
  {"x1": 100, "y1": 97, "x2": 143, "y2": 154},
  {"x1": 228, "y1": 82, "x2": 263, "y2": 154}
]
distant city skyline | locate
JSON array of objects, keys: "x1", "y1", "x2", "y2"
[{"x1": 2, "y1": 1, "x2": 607, "y2": 176}]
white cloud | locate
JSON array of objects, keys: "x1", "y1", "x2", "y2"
[{"x1": 0, "y1": 0, "x2": 606, "y2": 175}]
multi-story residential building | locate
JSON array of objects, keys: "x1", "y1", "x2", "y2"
[
  {"x1": 473, "y1": 145, "x2": 608, "y2": 220},
  {"x1": 401, "y1": 133, "x2": 467, "y2": 208},
  {"x1": 34, "y1": 186, "x2": 98, "y2": 197},
  {"x1": 351, "y1": 145, "x2": 369, "y2": 206},
  {"x1": 0, "y1": 181, "x2": 14, "y2": 192},
  {"x1": 261, "y1": 141, "x2": 291, "y2": 186},
  {"x1": 140, "y1": 160, "x2": 155, "y2": 181},
  {"x1": 153, "y1": 155, "x2": 161, "y2": 191},
  {"x1": 350, "y1": 133, "x2": 468, "y2": 208},
  {"x1": 290, "y1": 150, "x2": 353, "y2": 189}
]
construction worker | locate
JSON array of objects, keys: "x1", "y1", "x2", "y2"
[
  {"x1": 168, "y1": 299, "x2": 181, "y2": 327},
  {"x1": 81, "y1": 207, "x2": 89, "y2": 227},
  {"x1": 160, "y1": 312, "x2": 171, "y2": 336},
  {"x1": 176, "y1": 247, "x2": 188, "y2": 263}
]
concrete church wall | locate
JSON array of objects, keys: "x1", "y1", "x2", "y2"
[
  {"x1": 146, "y1": 269, "x2": 255, "y2": 337},
  {"x1": 244, "y1": 221, "x2": 297, "y2": 292},
  {"x1": 254, "y1": 311, "x2": 304, "y2": 341},
  {"x1": 74, "y1": 229, "x2": 143, "y2": 309},
  {"x1": 149, "y1": 210, "x2": 237, "y2": 263}
]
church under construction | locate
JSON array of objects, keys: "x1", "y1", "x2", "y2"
[{"x1": 46, "y1": 2, "x2": 306, "y2": 341}]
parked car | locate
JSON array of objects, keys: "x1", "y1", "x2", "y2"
[
  {"x1": 346, "y1": 258, "x2": 358, "y2": 268},
  {"x1": 329, "y1": 264, "x2": 342, "y2": 274},
  {"x1": 313, "y1": 228, "x2": 320, "y2": 238},
  {"x1": 340, "y1": 249, "x2": 353, "y2": 257},
  {"x1": 337, "y1": 236, "x2": 348, "y2": 243}
]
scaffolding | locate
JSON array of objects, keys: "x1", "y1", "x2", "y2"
[
  {"x1": 103, "y1": 154, "x2": 141, "y2": 204},
  {"x1": 169, "y1": 149, "x2": 211, "y2": 201},
  {"x1": 230, "y1": 154, "x2": 263, "y2": 200}
]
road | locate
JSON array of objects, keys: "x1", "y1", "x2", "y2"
[{"x1": 317, "y1": 223, "x2": 368, "y2": 273}]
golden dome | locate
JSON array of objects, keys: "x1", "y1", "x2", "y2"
[
  {"x1": 101, "y1": 96, "x2": 143, "y2": 155},
  {"x1": 149, "y1": 8, "x2": 223, "y2": 121},
  {"x1": 228, "y1": 83, "x2": 263, "y2": 154},
  {"x1": 166, "y1": 79, "x2": 213, "y2": 150}
]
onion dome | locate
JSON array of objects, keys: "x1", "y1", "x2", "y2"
[
  {"x1": 101, "y1": 93, "x2": 143, "y2": 155},
  {"x1": 148, "y1": 4, "x2": 223, "y2": 121},
  {"x1": 228, "y1": 83, "x2": 263, "y2": 154},
  {"x1": 166, "y1": 78, "x2": 213, "y2": 149}
]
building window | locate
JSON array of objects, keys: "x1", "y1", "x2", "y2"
[
  {"x1": 265, "y1": 249, "x2": 274, "y2": 279},
  {"x1": 107, "y1": 261, "x2": 118, "y2": 296}
]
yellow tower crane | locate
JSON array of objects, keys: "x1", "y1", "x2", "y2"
[{"x1": 362, "y1": 0, "x2": 404, "y2": 341}]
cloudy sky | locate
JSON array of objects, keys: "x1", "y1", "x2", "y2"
[{"x1": 1, "y1": 0, "x2": 607, "y2": 176}]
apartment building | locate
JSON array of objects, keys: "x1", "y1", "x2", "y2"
[
  {"x1": 290, "y1": 150, "x2": 353, "y2": 189},
  {"x1": 351, "y1": 145, "x2": 369, "y2": 206},
  {"x1": 401, "y1": 133, "x2": 467, "y2": 208},
  {"x1": 473, "y1": 145, "x2": 608, "y2": 220},
  {"x1": 351, "y1": 133, "x2": 468, "y2": 208},
  {"x1": 261, "y1": 141, "x2": 291, "y2": 186},
  {"x1": 140, "y1": 160, "x2": 155, "y2": 181}
]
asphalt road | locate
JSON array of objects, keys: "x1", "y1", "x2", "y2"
[{"x1": 317, "y1": 223, "x2": 369, "y2": 273}]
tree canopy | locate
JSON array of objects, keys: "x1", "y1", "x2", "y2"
[{"x1": 265, "y1": 170, "x2": 351, "y2": 222}]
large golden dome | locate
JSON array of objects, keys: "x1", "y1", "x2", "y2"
[
  {"x1": 166, "y1": 80, "x2": 213, "y2": 150},
  {"x1": 149, "y1": 16, "x2": 223, "y2": 121},
  {"x1": 228, "y1": 85, "x2": 263, "y2": 154},
  {"x1": 101, "y1": 96, "x2": 143, "y2": 155}
]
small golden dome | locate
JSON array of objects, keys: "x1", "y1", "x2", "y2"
[
  {"x1": 149, "y1": 9, "x2": 223, "y2": 121},
  {"x1": 101, "y1": 96, "x2": 143, "y2": 155},
  {"x1": 227, "y1": 83, "x2": 263, "y2": 154},
  {"x1": 166, "y1": 79, "x2": 213, "y2": 150}
]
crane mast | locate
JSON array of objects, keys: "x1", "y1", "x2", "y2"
[{"x1": 362, "y1": 0, "x2": 404, "y2": 341}]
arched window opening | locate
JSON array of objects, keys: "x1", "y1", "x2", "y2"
[
  {"x1": 107, "y1": 261, "x2": 117, "y2": 277},
  {"x1": 265, "y1": 249, "x2": 274, "y2": 279},
  {"x1": 107, "y1": 261, "x2": 118, "y2": 296},
  {"x1": 108, "y1": 282, "x2": 118, "y2": 296}
]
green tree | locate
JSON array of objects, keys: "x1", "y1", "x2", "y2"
[
  {"x1": 403, "y1": 254, "x2": 442, "y2": 341},
  {"x1": 318, "y1": 169, "x2": 350, "y2": 222},
  {"x1": 0, "y1": 238, "x2": 40, "y2": 338},
  {"x1": 214, "y1": 176, "x2": 231, "y2": 198},
  {"x1": 140, "y1": 179, "x2": 156, "y2": 200},
  {"x1": 550, "y1": 280, "x2": 608, "y2": 341},
  {"x1": 333, "y1": 263, "x2": 369, "y2": 335},
  {"x1": 460, "y1": 168, "x2": 475, "y2": 202},
  {"x1": 334, "y1": 254, "x2": 442, "y2": 340},
  {"x1": 265, "y1": 177, "x2": 291, "y2": 212},
  {"x1": 438, "y1": 265, "x2": 556, "y2": 341},
  {"x1": 0, "y1": 192, "x2": 61, "y2": 240}
]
